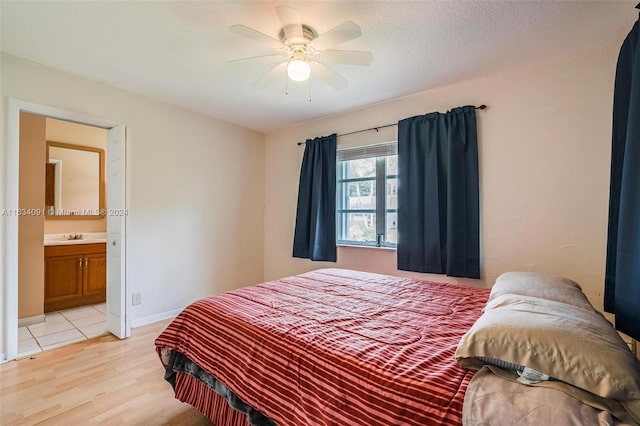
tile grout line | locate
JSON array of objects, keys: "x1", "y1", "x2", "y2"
[{"x1": 26, "y1": 325, "x2": 36, "y2": 340}]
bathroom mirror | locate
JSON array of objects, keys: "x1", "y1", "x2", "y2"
[{"x1": 45, "y1": 141, "x2": 105, "y2": 219}]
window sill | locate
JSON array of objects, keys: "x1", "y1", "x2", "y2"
[{"x1": 337, "y1": 243, "x2": 396, "y2": 251}]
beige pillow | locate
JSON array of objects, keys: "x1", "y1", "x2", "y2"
[
  {"x1": 489, "y1": 271, "x2": 594, "y2": 311},
  {"x1": 456, "y1": 294, "x2": 640, "y2": 421}
]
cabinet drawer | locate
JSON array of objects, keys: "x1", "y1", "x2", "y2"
[{"x1": 45, "y1": 243, "x2": 106, "y2": 257}]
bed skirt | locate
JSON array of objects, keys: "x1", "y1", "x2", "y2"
[{"x1": 175, "y1": 372, "x2": 247, "y2": 426}]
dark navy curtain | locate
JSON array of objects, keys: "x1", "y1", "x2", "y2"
[
  {"x1": 397, "y1": 106, "x2": 480, "y2": 278},
  {"x1": 604, "y1": 12, "x2": 640, "y2": 340},
  {"x1": 292, "y1": 134, "x2": 337, "y2": 262}
]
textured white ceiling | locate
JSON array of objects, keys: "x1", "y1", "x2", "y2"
[{"x1": 1, "y1": 1, "x2": 637, "y2": 132}]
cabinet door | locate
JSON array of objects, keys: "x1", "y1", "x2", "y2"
[
  {"x1": 45, "y1": 255, "x2": 83, "y2": 305},
  {"x1": 83, "y1": 253, "x2": 107, "y2": 298}
]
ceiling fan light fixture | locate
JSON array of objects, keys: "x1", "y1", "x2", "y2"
[{"x1": 287, "y1": 53, "x2": 311, "y2": 82}]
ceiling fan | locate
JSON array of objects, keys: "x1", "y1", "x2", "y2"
[{"x1": 227, "y1": 6, "x2": 373, "y2": 94}]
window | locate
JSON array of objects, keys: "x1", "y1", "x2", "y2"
[{"x1": 336, "y1": 142, "x2": 397, "y2": 248}]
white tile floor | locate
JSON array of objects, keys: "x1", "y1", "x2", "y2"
[{"x1": 17, "y1": 303, "x2": 107, "y2": 358}]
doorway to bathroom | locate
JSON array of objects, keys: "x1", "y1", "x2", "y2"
[
  {"x1": 3, "y1": 98, "x2": 129, "y2": 361},
  {"x1": 18, "y1": 115, "x2": 108, "y2": 356}
]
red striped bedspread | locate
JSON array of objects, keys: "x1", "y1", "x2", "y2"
[{"x1": 155, "y1": 268, "x2": 490, "y2": 426}]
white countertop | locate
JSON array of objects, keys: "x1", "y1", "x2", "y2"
[{"x1": 44, "y1": 232, "x2": 107, "y2": 246}]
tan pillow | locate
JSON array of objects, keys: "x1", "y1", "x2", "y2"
[
  {"x1": 489, "y1": 271, "x2": 594, "y2": 311},
  {"x1": 456, "y1": 294, "x2": 640, "y2": 413}
]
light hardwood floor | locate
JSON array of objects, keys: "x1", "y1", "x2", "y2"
[{"x1": 0, "y1": 319, "x2": 212, "y2": 425}]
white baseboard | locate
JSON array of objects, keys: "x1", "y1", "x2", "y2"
[
  {"x1": 131, "y1": 308, "x2": 182, "y2": 328},
  {"x1": 18, "y1": 314, "x2": 46, "y2": 327},
  {"x1": 0, "y1": 354, "x2": 7, "y2": 364}
]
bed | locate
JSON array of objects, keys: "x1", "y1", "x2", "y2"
[{"x1": 155, "y1": 268, "x2": 640, "y2": 425}]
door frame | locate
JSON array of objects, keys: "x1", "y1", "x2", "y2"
[{"x1": 2, "y1": 98, "x2": 130, "y2": 362}]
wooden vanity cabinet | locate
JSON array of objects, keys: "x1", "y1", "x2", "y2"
[{"x1": 44, "y1": 243, "x2": 106, "y2": 312}]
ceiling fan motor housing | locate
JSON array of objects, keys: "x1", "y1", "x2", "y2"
[{"x1": 279, "y1": 24, "x2": 318, "y2": 46}]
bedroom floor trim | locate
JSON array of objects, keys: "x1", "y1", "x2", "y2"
[
  {"x1": 131, "y1": 307, "x2": 183, "y2": 328},
  {"x1": 0, "y1": 319, "x2": 211, "y2": 425}
]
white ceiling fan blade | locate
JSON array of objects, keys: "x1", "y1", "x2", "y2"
[
  {"x1": 253, "y1": 61, "x2": 287, "y2": 89},
  {"x1": 229, "y1": 24, "x2": 283, "y2": 49},
  {"x1": 226, "y1": 53, "x2": 287, "y2": 68},
  {"x1": 312, "y1": 62, "x2": 348, "y2": 90},
  {"x1": 312, "y1": 21, "x2": 362, "y2": 50},
  {"x1": 319, "y1": 50, "x2": 373, "y2": 66},
  {"x1": 276, "y1": 6, "x2": 304, "y2": 44}
]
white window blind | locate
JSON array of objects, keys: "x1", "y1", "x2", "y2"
[{"x1": 337, "y1": 141, "x2": 397, "y2": 162}]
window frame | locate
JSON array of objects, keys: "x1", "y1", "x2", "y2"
[{"x1": 336, "y1": 143, "x2": 397, "y2": 249}]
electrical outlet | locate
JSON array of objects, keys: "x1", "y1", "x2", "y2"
[{"x1": 132, "y1": 292, "x2": 141, "y2": 305}]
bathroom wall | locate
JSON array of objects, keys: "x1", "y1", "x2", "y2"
[{"x1": 18, "y1": 112, "x2": 46, "y2": 319}]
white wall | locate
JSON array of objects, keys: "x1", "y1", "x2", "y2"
[
  {"x1": 1, "y1": 53, "x2": 265, "y2": 356},
  {"x1": 264, "y1": 47, "x2": 618, "y2": 310}
]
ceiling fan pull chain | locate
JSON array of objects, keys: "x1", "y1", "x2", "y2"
[
  {"x1": 285, "y1": 74, "x2": 289, "y2": 95},
  {"x1": 308, "y1": 76, "x2": 312, "y2": 102}
]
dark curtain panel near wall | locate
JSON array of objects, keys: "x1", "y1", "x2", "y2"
[
  {"x1": 292, "y1": 134, "x2": 337, "y2": 262},
  {"x1": 604, "y1": 14, "x2": 640, "y2": 341},
  {"x1": 397, "y1": 106, "x2": 480, "y2": 278}
]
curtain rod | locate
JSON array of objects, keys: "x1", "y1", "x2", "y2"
[{"x1": 297, "y1": 105, "x2": 487, "y2": 145}]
